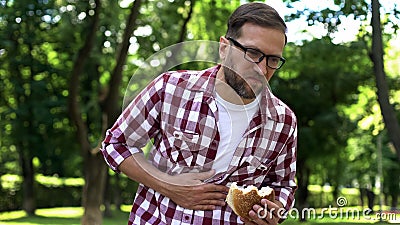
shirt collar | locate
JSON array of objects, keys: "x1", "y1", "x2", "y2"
[{"x1": 186, "y1": 65, "x2": 220, "y2": 94}]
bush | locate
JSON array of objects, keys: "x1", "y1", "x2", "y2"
[
  {"x1": 306, "y1": 185, "x2": 376, "y2": 208},
  {"x1": 0, "y1": 174, "x2": 83, "y2": 211},
  {"x1": 0, "y1": 174, "x2": 137, "y2": 212}
]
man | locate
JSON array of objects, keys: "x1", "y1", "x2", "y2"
[{"x1": 101, "y1": 2, "x2": 297, "y2": 224}]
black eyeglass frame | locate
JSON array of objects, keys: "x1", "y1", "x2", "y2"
[{"x1": 226, "y1": 37, "x2": 286, "y2": 70}]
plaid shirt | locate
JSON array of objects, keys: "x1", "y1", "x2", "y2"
[{"x1": 101, "y1": 65, "x2": 297, "y2": 225}]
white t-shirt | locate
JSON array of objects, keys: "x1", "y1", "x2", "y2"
[{"x1": 212, "y1": 93, "x2": 260, "y2": 174}]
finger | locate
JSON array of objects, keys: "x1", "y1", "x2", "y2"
[
  {"x1": 191, "y1": 204, "x2": 217, "y2": 211},
  {"x1": 178, "y1": 197, "x2": 225, "y2": 210},
  {"x1": 198, "y1": 199, "x2": 226, "y2": 207},
  {"x1": 260, "y1": 198, "x2": 279, "y2": 208},
  {"x1": 183, "y1": 187, "x2": 226, "y2": 202},
  {"x1": 253, "y1": 204, "x2": 266, "y2": 219},
  {"x1": 189, "y1": 190, "x2": 226, "y2": 204},
  {"x1": 200, "y1": 183, "x2": 229, "y2": 193},
  {"x1": 248, "y1": 209, "x2": 270, "y2": 225},
  {"x1": 239, "y1": 216, "x2": 257, "y2": 225},
  {"x1": 190, "y1": 200, "x2": 226, "y2": 211},
  {"x1": 192, "y1": 169, "x2": 216, "y2": 181},
  {"x1": 260, "y1": 199, "x2": 281, "y2": 218},
  {"x1": 200, "y1": 191, "x2": 227, "y2": 200},
  {"x1": 186, "y1": 194, "x2": 226, "y2": 206},
  {"x1": 251, "y1": 204, "x2": 280, "y2": 225}
]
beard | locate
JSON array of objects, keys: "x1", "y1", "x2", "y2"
[{"x1": 223, "y1": 63, "x2": 264, "y2": 99}]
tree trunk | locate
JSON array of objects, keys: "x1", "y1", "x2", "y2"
[
  {"x1": 160, "y1": 0, "x2": 195, "y2": 73},
  {"x1": 391, "y1": 193, "x2": 398, "y2": 210},
  {"x1": 67, "y1": 0, "x2": 106, "y2": 224},
  {"x1": 103, "y1": 173, "x2": 123, "y2": 218},
  {"x1": 366, "y1": 188, "x2": 375, "y2": 212},
  {"x1": 103, "y1": 173, "x2": 113, "y2": 217},
  {"x1": 18, "y1": 146, "x2": 35, "y2": 216},
  {"x1": 370, "y1": 0, "x2": 400, "y2": 161},
  {"x1": 295, "y1": 159, "x2": 310, "y2": 221},
  {"x1": 80, "y1": 152, "x2": 108, "y2": 225},
  {"x1": 359, "y1": 187, "x2": 365, "y2": 207},
  {"x1": 15, "y1": 27, "x2": 38, "y2": 217},
  {"x1": 104, "y1": 0, "x2": 142, "y2": 122},
  {"x1": 177, "y1": 0, "x2": 195, "y2": 43},
  {"x1": 68, "y1": 0, "x2": 143, "y2": 222},
  {"x1": 101, "y1": 0, "x2": 142, "y2": 216}
]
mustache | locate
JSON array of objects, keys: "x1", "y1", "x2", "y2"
[
  {"x1": 225, "y1": 67, "x2": 263, "y2": 81},
  {"x1": 224, "y1": 65, "x2": 266, "y2": 82}
]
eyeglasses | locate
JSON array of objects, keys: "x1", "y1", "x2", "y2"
[{"x1": 227, "y1": 37, "x2": 286, "y2": 70}]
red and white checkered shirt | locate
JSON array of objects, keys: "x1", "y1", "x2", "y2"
[{"x1": 101, "y1": 65, "x2": 297, "y2": 224}]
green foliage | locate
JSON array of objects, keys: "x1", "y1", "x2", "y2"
[
  {"x1": 0, "y1": 174, "x2": 83, "y2": 211},
  {"x1": 0, "y1": 0, "x2": 399, "y2": 214},
  {"x1": 272, "y1": 37, "x2": 372, "y2": 168},
  {"x1": 286, "y1": 0, "x2": 399, "y2": 36},
  {"x1": 0, "y1": 0, "x2": 82, "y2": 178},
  {"x1": 0, "y1": 173, "x2": 136, "y2": 211},
  {"x1": 189, "y1": 0, "x2": 239, "y2": 41},
  {"x1": 281, "y1": 0, "x2": 400, "y2": 209}
]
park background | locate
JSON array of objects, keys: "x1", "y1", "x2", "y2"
[{"x1": 0, "y1": 0, "x2": 399, "y2": 224}]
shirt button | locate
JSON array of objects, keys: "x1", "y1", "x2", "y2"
[
  {"x1": 173, "y1": 131, "x2": 181, "y2": 138},
  {"x1": 184, "y1": 215, "x2": 190, "y2": 220},
  {"x1": 259, "y1": 165, "x2": 267, "y2": 170}
]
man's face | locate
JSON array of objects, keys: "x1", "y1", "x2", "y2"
[
  {"x1": 223, "y1": 54, "x2": 264, "y2": 99},
  {"x1": 219, "y1": 23, "x2": 286, "y2": 100}
]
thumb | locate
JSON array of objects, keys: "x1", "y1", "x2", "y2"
[{"x1": 194, "y1": 169, "x2": 216, "y2": 181}]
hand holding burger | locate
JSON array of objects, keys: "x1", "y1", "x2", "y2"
[{"x1": 226, "y1": 182, "x2": 282, "y2": 224}]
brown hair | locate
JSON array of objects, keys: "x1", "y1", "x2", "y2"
[{"x1": 226, "y1": 2, "x2": 287, "y2": 44}]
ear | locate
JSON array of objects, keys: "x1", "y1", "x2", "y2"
[{"x1": 219, "y1": 36, "x2": 230, "y2": 60}]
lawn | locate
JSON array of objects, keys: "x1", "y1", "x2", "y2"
[
  {"x1": 0, "y1": 207, "x2": 129, "y2": 225},
  {"x1": 0, "y1": 206, "x2": 398, "y2": 225}
]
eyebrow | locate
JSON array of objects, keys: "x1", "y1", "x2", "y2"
[{"x1": 240, "y1": 42, "x2": 282, "y2": 58}]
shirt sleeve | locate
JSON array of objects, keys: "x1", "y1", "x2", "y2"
[
  {"x1": 100, "y1": 74, "x2": 165, "y2": 172},
  {"x1": 263, "y1": 120, "x2": 298, "y2": 217}
]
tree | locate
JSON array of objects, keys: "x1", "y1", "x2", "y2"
[
  {"x1": 1, "y1": 0, "x2": 236, "y2": 219},
  {"x1": 67, "y1": 0, "x2": 105, "y2": 224},
  {"x1": 101, "y1": 0, "x2": 142, "y2": 218},
  {"x1": 370, "y1": 0, "x2": 400, "y2": 161},
  {"x1": 0, "y1": 0, "x2": 79, "y2": 215},
  {"x1": 271, "y1": 37, "x2": 371, "y2": 215},
  {"x1": 283, "y1": 0, "x2": 400, "y2": 215},
  {"x1": 286, "y1": 0, "x2": 400, "y2": 160},
  {"x1": 66, "y1": 0, "x2": 142, "y2": 223}
]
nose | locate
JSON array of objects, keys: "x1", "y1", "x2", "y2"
[{"x1": 253, "y1": 58, "x2": 268, "y2": 76}]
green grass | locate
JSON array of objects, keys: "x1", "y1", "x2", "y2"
[
  {"x1": 0, "y1": 206, "x2": 398, "y2": 225},
  {"x1": 0, "y1": 207, "x2": 129, "y2": 225}
]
